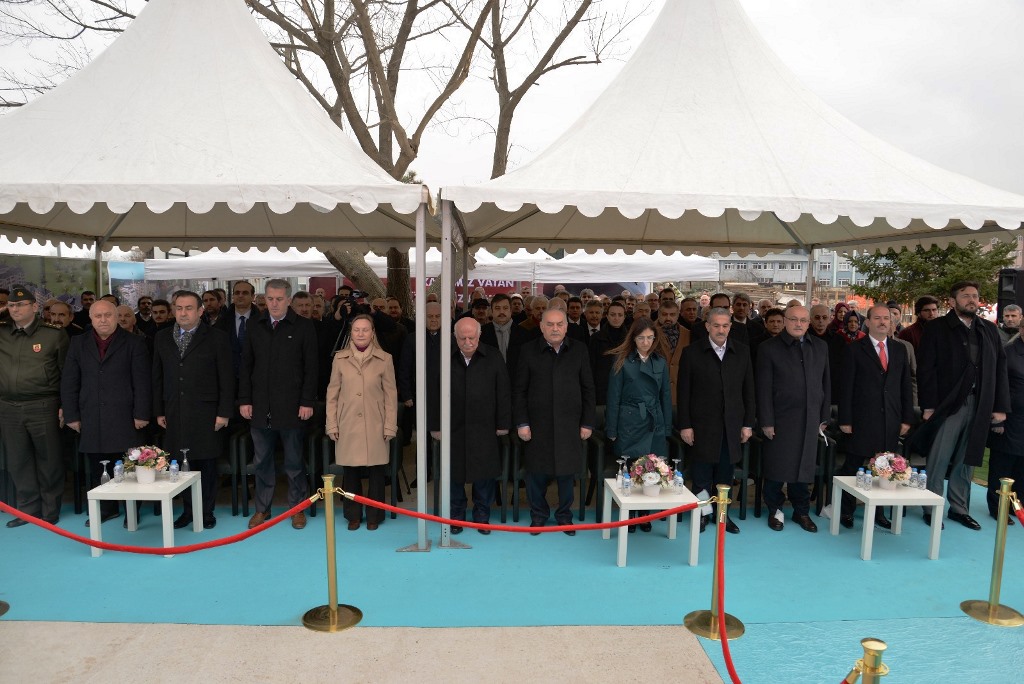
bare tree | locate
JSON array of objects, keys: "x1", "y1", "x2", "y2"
[{"x1": 1, "y1": 0, "x2": 646, "y2": 310}]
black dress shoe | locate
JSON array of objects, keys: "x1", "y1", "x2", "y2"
[
  {"x1": 839, "y1": 514, "x2": 854, "y2": 529},
  {"x1": 173, "y1": 514, "x2": 193, "y2": 529},
  {"x1": 767, "y1": 516, "x2": 784, "y2": 531},
  {"x1": 989, "y1": 512, "x2": 1015, "y2": 526},
  {"x1": 628, "y1": 524, "x2": 637, "y2": 533},
  {"x1": 563, "y1": 529, "x2": 576, "y2": 536},
  {"x1": 699, "y1": 515, "x2": 708, "y2": 533},
  {"x1": 639, "y1": 522, "x2": 652, "y2": 533},
  {"x1": 529, "y1": 521, "x2": 544, "y2": 536},
  {"x1": 347, "y1": 520, "x2": 361, "y2": 531},
  {"x1": 6, "y1": 518, "x2": 28, "y2": 528},
  {"x1": 451, "y1": 525, "x2": 463, "y2": 535},
  {"x1": 792, "y1": 514, "x2": 818, "y2": 533},
  {"x1": 203, "y1": 516, "x2": 217, "y2": 530},
  {"x1": 874, "y1": 512, "x2": 892, "y2": 530},
  {"x1": 477, "y1": 527, "x2": 490, "y2": 535},
  {"x1": 725, "y1": 517, "x2": 740, "y2": 534},
  {"x1": 948, "y1": 511, "x2": 981, "y2": 530},
  {"x1": 922, "y1": 512, "x2": 944, "y2": 529}
]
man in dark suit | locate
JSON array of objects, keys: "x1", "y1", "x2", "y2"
[
  {"x1": 154, "y1": 291, "x2": 234, "y2": 529},
  {"x1": 72, "y1": 290, "x2": 95, "y2": 329},
  {"x1": 213, "y1": 280, "x2": 262, "y2": 378},
  {"x1": 448, "y1": 317, "x2": 511, "y2": 533},
  {"x1": 480, "y1": 293, "x2": 530, "y2": 390},
  {"x1": 809, "y1": 303, "x2": 846, "y2": 400},
  {"x1": 757, "y1": 305, "x2": 831, "y2": 533},
  {"x1": 61, "y1": 299, "x2": 151, "y2": 525},
  {"x1": 837, "y1": 304, "x2": 914, "y2": 529},
  {"x1": 514, "y1": 309, "x2": 595, "y2": 534},
  {"x1": 677, "y1": 308, "x2": 755, "y2": 533},
  {"x1": 398, "y1": 301, "x2": 443, "y2": 447},
  {"x1": 918, "y1": 281, "x2": 1009, "y2": 530},
  {"x1": 565, "y1": 296, "x2": 589, "y2": 344},
  {"x1": 134, "y1": 295, "x2": 157, "y2": 338},
  {"x1": 238, "y1": 279, "x2": 318, "y2": 531}
]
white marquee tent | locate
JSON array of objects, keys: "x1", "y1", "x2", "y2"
[{"x1": 442, "y1": 0, "x2": 1024, "y2": 256}]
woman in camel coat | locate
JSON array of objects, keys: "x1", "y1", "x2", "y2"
[{"x1": 326, "y1": 315, "x2": 398, "y2": 530}]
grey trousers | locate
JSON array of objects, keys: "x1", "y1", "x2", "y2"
[{"x1": 925, "y1": 395, "x2": 976, "y2": 516}]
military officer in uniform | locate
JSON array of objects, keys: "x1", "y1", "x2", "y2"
[{"x1": 0, "y1": 285, "x2": 70, "y2": 527}]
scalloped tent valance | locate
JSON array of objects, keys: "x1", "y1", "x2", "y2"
[
  {"x1": 441, "y1": 0, "x2": 1024, "y2": 254},
  {"x1": 0, "y1": 0, "x2": 425, "y2": 252}
]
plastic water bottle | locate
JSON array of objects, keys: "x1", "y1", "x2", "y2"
[
  {"x1": 918, "y1": 469, "x2": 927, "y2": 491},
  {"x1": 864, "y1": 471, "x2": 873, "y2": 491},
  {"x1": 856, "y1": 468, "x2": 865, "y2": 489},
  {"x1": 169, "y1": 460, "x2": 180, "y2": 483},
  {"x1": 623, "y1": 472, "x2": 632, "y2": 496},
  {"x1": 113, "y1": 460, "x2": 124, "y2": 483},
  {"x1": 909, "y1": 468, "x2": 919, "y2": 488},
  {"x1": 674, "y1": 469, "x2": 684, "y2": 490}
]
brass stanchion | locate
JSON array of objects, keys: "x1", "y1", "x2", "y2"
[
  {"x1": 303, "y1": 474, "x2": 363, "y2": 632},
  {"x1": 684, "y1": 484, "x2": 745, "y2": 640},
  {"x1": 842, "y1": 638, "x2": 889, "y2": 683},
  {"x1": 961, "y1": 477, "x2": 1024, "y2": 627}
]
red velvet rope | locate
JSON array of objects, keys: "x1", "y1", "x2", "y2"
[
  {"x1": 716, "y1": 518, "x2": 742, "y2": 684},
  {"x1": 1016, "y1": 508, "x2": 1024, "y2": 527},
  {"x1": 347, "y1": 493, "x2": 701, "y2": 532},
  {"x1": 0, "y1": 499, "x2": 313, "y2": 555}
]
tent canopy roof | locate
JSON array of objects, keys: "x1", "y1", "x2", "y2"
[
  {"x1": 442, "y1": 0, "x2": 1024, "y2": 255},
  {"x1": 0, "y1": 0, "x2": 424, "y2": 252}
]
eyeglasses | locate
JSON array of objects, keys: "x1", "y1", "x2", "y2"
[
  {"x1": 785, "y1": 317, "x2": 810, "y2": 323},
  {"x1": 6, "y1": 301, "x2": 33, "y2": 309},
  {"x1": 635, "y1": 334, "x2": 655, "y2": 342}
]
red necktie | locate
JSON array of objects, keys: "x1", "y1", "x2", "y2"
[
  {"x1": 878, "y1": 341, "x2": 888, "y2": 371},
  {"x1": 272, "y1": 319, "x2": 279, "y2": 330}
]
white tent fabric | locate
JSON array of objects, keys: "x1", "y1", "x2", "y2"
[
  {"x1": 144, "y1": 247, "x2": 716, "y2": 283},
  {"x1": 0, "y1": 0, "x2": 424, "y2": 251},
  {"x1": 442, "y1": 0, "x2": 1024, "y2": 254}
]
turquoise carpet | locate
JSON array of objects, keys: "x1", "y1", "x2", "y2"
[{"x1": 2, "y1": 483, "x2": 1022, "y2": 681}]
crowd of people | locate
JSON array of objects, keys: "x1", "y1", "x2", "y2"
[{"x1": 1, "y1": 278, "x2": 1021, "y2": 541}]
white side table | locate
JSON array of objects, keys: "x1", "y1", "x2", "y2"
[
  {"x1": 601, "y1": 478, "x2": 700, "y2": 567},
  {"x1": 829, "y1": 475, "x2": 945, "y2": 560},
  {"x1": 87, "y1": 471, "x2": 203, "y2": 558}
]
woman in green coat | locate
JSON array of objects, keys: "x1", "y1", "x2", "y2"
[{"x1": 605, "y1": 317, "x2": 674, "y2": 532}]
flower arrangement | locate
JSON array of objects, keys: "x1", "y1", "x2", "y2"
[
  {"x1": 630, "y1": 454, "x2": 672, "y2": 489},
  {"x1": 869, "y1": 452, "x2": 910, "y2": 483},
  {"x1": 124, "y1": 445, "x2": 170, "y2": 472}
]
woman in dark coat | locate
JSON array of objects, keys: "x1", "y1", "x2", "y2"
[
  {"x1": 590, "y1": 302, "x2": 629, "y2": 406},
  {"x1": 987, "y1": 333, "x2": 1024, "y2": 524},
  {"x1": 604, "y1": 317, "x2": 673, "y2": 532}
]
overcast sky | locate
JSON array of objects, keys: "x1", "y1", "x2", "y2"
[{"x1": 2, "y1": 0, "x2": 1022, "y2": 212}]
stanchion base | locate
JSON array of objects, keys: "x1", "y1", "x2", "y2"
[
  {"x1": 684, "y1": 609, "x2": 745, "y2": 640},
  {"x1": 396, "y1": 539, "x2": 432, "y2": 553},
  {"x1": 960, "y1": 599, "x2": 1024, "y2": 627},
  {"x1": 302, "y1": 604, "x2": 362, "y2": 632},
  {"x1": 0, "y1": 601, "x2": 9, "y2": 617},
  {"x1": 438, "y1": 538, "x2": 472, "y2": 549}
]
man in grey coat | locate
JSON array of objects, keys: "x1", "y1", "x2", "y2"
[{"x1": 756, "y1": 305, "x2": 831, "y2": 533}]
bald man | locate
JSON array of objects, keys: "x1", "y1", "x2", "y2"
[{"x1": 756, "y1": 306, "x2": 831, "y2": 533}]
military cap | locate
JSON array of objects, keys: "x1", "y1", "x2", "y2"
[{"x1": 8, "y1": 285, "x2": 34, "y2": 303}]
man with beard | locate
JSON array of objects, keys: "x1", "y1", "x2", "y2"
[
  {"x1": 481, "y1": 293, "x2": 531, "y2": 392},
  {"x1": 657, "y1": 300, "x2": 691, "y2": 408},
  {"x1": 998, "y1": 304, "x2": 1021, "y2": 343},
  {"x1": 757, "y1": 306, "x2": 831, "y2": 533},
  {"x1": 918, "y1": 281, "x2": 1009, "y2": 530},
  {"x1": 48, "y1": 301, "x2": 86, "y2": 337},
  {"x1": 135, "y1": 295, "x2": 157, "y2": 337}
]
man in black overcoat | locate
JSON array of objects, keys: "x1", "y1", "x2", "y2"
[
  {"x1": 448, "y1": 317, "x2": 511, "y2": 533},
  {"x1": 514, "y1": 309, "x2": 596, "y2": 533},
  {"x1": 154, "y1": 291, "x2": 235, "y2": 529},
  {"x1": 677, "y1": 308, "x2": 755, "y2": 534},
  {"x1": 918, "y1": 281, "x2": 1009, "y2": 530},
  {"x1": 61, "y1": 299, "x2": 151, "y2": 523},
  {"x1": 213, "y1": 280, "x2": 263, "y2": 380},
  {"x1": 238, "y1": 279, "x2": 318, "y2": 531},
  {"x1": 756, "y1": 305, "x2": 831, "y2": 533},
  {"x1": 837, "y1": 305, "x2": 914, "y2": 529}
]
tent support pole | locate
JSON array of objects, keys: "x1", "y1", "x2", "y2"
[
  {"x1": 461, "y1": 247, "x2": 470, "y2": 308},
  {"x1": 805, "y1": 244, "x2": 816, "y2": 304},
  {"x1": 440, "y1": 201, "x2": 454, "y2": 548}
]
